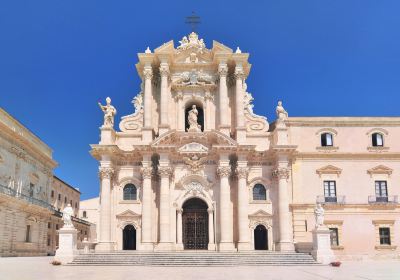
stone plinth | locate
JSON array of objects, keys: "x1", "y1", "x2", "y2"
[
  {"x1": 311, "y1": 226, "x2": 335, "y2": 264},
  {"x1": 54, "y1": 227, "x2": 78, "y2": 264}
]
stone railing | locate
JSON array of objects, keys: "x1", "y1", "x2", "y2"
[
  {"x1": 368, "y1": 195, "x2": 398, "y2": 204},
  {"x1": 54, "y1": 210, "x2": 92, "y2": 226},
  {"x1": 316, "y1": 195, "x2": 346, "y2": 204},
  {"x1": 0, "y1": 183, "x2": 54, "y2": 211}
]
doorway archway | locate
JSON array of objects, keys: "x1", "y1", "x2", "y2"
[
  {"x1": 182, "y1": 198, "x2": 208, "y2": 250},
  {"x1": 123, "y1": 225, "x2": 136, "y2": 250},
  {"x1": 254, "y1": 224, "x2": 268, "y2": 250}
]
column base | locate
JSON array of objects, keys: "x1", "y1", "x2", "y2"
[
  {"x1": 175, "y1": 243, "x2": 184, "y2": 251},
  {"x1": 237, "y1": 242, "x2": 252, "y2": 251},
  {"x1": 276, "y1": 241, "x2": 295, "y2": 252},
  {"x1": 208, "y1": 243, "x2": 216, "y2": 251},
  {"x1": 139, "y1": 242, "x2": 154, "y2": 251},
  {"x1": 218, "y1": 242, "x2": 236, "y2": 251},
  {"x1": 95, "y1": 241, "x2": 116, "y2": 252},
  {"x1": 154, "y1": 242, "x2": 174, "y2": 251}
]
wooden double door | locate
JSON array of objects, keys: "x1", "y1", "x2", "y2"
[{"x1": 182, "y1": 198, "x2": 209, "y2": 250}]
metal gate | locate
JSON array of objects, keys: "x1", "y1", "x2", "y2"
[{"x1": 182, "y1": 210, "x2": 208, "y2": 250}]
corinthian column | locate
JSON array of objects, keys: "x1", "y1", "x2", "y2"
[
  {"x1": 273, "y1": 167, "x2": 295, "y2": 251},
  {"x1": 140, "y1": 166, "x2": 153, "y2": 250},
  {"x1": 159, "y1": 62, "x2": 170, "y2": 135},
  {"x1": 217, "y1": 166, "x2": 235, "y2": 251},
  {"x1": 157, "y1": 166, "x2": 172, "y2": 250},
  {"x1": 96, "y1": 167, "x2": 115, "y2": 251},
  {"x1": 236, "y1": 166, "x2": 251, "y2": 250},
  {"x1": 234, "y1": 66, "x2": 246, "y2": 143},
  {"x1": 218, "y1": 63, "x2": 230, "y2": 135},
  {"x1": 143, "y1": 66, "x2": 153, "y2": 142}
]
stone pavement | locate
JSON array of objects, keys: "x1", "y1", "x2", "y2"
[{"x1": 0, "y1": 257, "x2": 399, "y2": 280}]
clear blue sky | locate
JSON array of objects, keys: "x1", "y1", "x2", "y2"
[{"x1": 1, "y1": 1, "x2": 399, "y2": 199}]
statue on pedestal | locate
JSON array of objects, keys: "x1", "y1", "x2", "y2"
[
  {"x1": 314, "y1": 203, "x2": 325, "y2": 228},
  {"x1": 187, "y1": 105, "x2": 201, "y2": 132},
  {"x1": 62, "y1": 204, "x2": 74, "y2": 228},
  {"x1": 276, "y1": 100, "x2": 288, "y2": 120},
  {"x1": 98, "y1": 97, "x2": 117, "y2": 128}
]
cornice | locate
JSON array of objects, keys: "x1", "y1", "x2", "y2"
[
  {"x1": 286, "y1": 117, "x2": 400, "y2": 127},
  {"x1": 294, "y1": 152, "x2": 400, "y2": 160}
]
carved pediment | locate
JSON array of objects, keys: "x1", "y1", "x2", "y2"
[
  {"x1": 367, "y1": 165, "x2": 393, "y2": 176},
  {"x1": 178, "y1": 142, "x2": 208, "y2": 154},
  {"x1": 116, "y1": 209, "x2": 141, "y2": 218},
  {"x1": 249, "y1": 210, "x2": 272, "y2": 218},
  {"x1": 316, "y1": 165, "x2": 342, "y2": 177}
]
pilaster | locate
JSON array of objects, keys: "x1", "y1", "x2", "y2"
[{"x1": 218, "y1": 62, "x2": 230, "y2": 136}]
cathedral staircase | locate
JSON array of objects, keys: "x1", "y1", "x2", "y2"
[{"x1": 68, "y1": 251, "x2": 319, "y2": 266}]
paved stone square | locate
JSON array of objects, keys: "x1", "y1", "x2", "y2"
[{"x1": 0, "y1": 257, "x2": 399, "y2": 280}]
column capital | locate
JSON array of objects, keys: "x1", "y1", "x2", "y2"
[
  {"x1": 272, "y1": 167, "x2": 290, "y2": 180},
  {"x1": 177, "y1": 208, "x2": 183, "y2": 214},
  {"x1": 207, "y1": 208, "x2": 214, "y2": 214},
  {"x1": 235, "y1": 167, "x2": 249, "y2": 179},
  {"x1": 217, "y1": 166, "x2": 231, "y2": 178},
  {"x1": 140, "y1": 167, "x2": 153, "y2": 179},
  {"x1": 234, "y1": 66, "x2": 245, "y2": 80},
  {"x1": 158, "y1": 166, "x2": 173, "y2": 177},
  {"x1": 143, "y1": 67, "x2": 153, "y2": 80},
  {"x1": 159, "y1": 63, "x2": 170, "y2": 77},
  {"x1": 98, "y1": 167, "x2": 114, "y2": 179},
  {"x1": 218, "y1": 63, "x2": 228, "y2": 77}
]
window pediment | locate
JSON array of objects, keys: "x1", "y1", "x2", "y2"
[
  {"x1": 316, "y1": 165, "x2": 342, "y2": 177},
  {"x1": 178, "y1": 142, "x2": 208, "y2": 154},
  {"x1": 249, "y1": 210, "x2": 272, "y2": 218},
  {"x1": 116, "y1": 210, "x2": 141, "y2": 219},
  {"x1": 367, "y1": 165, "x2": 393, "y2": 177}
]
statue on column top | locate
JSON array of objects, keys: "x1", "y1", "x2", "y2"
[
  {"x1": 187, "y1": 105, "x2": 201, "y2": 132},
  {"x1": 62, "y1": 204, "x2": 74, "y2": 228},
  {"x1": 98, "y1": 97, "x2": 117, "y2": 128},
  {"x1": 314, "y1": 203, "x2": 325, "y2": 228},
  {"x1": 276, "y1": 100, "x2": 288, "y2": 120}
]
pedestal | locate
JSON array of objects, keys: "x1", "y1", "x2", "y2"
[
  {"x1": 311, "y1": 226, "x2": 335, "y2": 264},
  {"x1": 54, "y1": 227, "x2": 78, "y2": 264}
]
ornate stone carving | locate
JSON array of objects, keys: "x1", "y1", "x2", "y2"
[
  {"x1": 159, "y1": 64, "x2": 170, "y2": 77},
  {"x1": 183, "y1": 155, "x2": 207, "y2": 173},
  {"x1": 177, "y1": 32, "x2": 206, "y2": 54},
  {"x1": 177, "y1": 208, "x2": 183, "y2": 214},
  {"x1": 204, "y1": 91, "x2": 214, "y2": 101},
  {"x1": 272, "y1": 168, "x2": 290, "y2": 180},
  {"x1": 98, "y1": 97, "x2": 117, "y2": 128},
  {"x1": 234, "y1": 67, "x2": 245, "y2": 80},
  {"x1": 175, "y1": 69, "x2": 215, "y2": 87},
  {"x1": 218, "y1": 64, "x2": 228, "y2": 77},
  {"x1": 242, "y1": 82, "x2": 269, "y2": 133},
  {"x1": 119, "y1": 90, "x2": 144, "y2": 132},
  {"x1": 217, "y1": 166, "x2": 231, "y2": 178},
  {"x1": 314, "y1": 203, "x2": 325, "y2": 228},
  {"x1": 276, "y1": 100, "x2": 288, "y2": 120},
  {"x1": 140, "y1": 167, "x2": 153, "y2": 179},
  {"x1": 179, "y1": 142, "x2": 208, "y2": 154},
  {"x1": 187, "y1": 105, "x2": 202, "y2": 132},
  {"x1": 143, "y1": 68, "x2": 153, "y2": 80},
  {"x1": 99, "y1": 167, "x2": 114, "y2": 179},
  {"x1": 158, "y1": 166, "x2": 172, "y2": 177},
  {"x1": 236, "y1": 167, "x2": 249, "y2": 179}
]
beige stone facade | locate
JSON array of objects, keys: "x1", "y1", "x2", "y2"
[{"x1": 90, "y1": 33, "x2": 400, "y2": 259}]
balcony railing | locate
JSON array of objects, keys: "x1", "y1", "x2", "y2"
[
  {"x1": 0, "y1": 183, "x2": 55, "y2": 211},
  {"x1": 316, "y1": 195, "x2": 345, "y2": 204},
  {"x1": 368, "y1": 195, "x2": 398, "y2": 204},
  {"x1": 54, "y1": 210, "x2": 92, "y2": 226}
]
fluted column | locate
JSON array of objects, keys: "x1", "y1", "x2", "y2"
[
  {"x1": 218, "y1": 63, "x2": 230, "y2": 135},
  {"x1": 208, "y1": 208, "x2": 216, "y2": 250},
  {"x1": 159, "y1": 62, "x2": 170, "y2": 135},
  {"x1": 140, "y1": 166, "x2": 153, "y2": 250},
  {"x1": 234, "y1": 66, "x2": 246, "y2": 143},
  {"x1": 217, "y1": 166, "x2": 235, "y2": 251},
  {"x1": 157, "y1": 166, "x2": 172, "y2": 249},
  {"x1": 143, "y1": 66, "x2": 153, "y2": 142},
  {"x1": 273, "y1": 167, "x2": 295, "y2": 251},
  {"x1": 176, "y1": 208, "x2": 183, "y2": 250},
  {"x1": 96, "y1": 167, "x2": 115, "y2": 251},
  {"x1": 236, "y1": 166, "x2": 251, "y2": 250}
]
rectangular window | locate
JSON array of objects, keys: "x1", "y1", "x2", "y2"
[
  {"x1": 324, "y1": 181, "x2": 337, "y2": 202},
  {"x1": 379, "y1": 227, "x2": 391, "y2": 245},
  {"x1": 29, "y1": 183, "x2": 34, "y2": 197},
  {"x1": 70, "y1": 200, "x2": 72, "y2": 206},
  {"x1": 47, "y1": 236, "x2": 51, "y2": 246},
  {"x1": 56, "y1": 224, "x2": 59, "y2": 230},
  {"x1": 48, "y1": 222, "x2": 51, "y2": 229},
  {"x1": 64, "y1": 197, "x2": 67, "y2": 204},
  {"x1": 25, "y1": 225, "x2": 31, "y2": 242},
  {"x1": 375, "y1": 181, "x2": 388, "y2": 198},
  {"x1": 75, "y1": 202, "x2": 78, "y2": 209},
  {"x1": 372, "y1": 133, "x2": 384, "y2": 147},
  {"x1": 321, "y1": 133, "x2": 333, "y2": 147},
  {"x1": 58, "y1": 194, "x2": 61, "y2": 201},
  {"x1": 329, "y1": 228, "x2": 339, "y2": 246},
  {"x1": 51, "y1": 190, "x2": 54, "y2": 198}
]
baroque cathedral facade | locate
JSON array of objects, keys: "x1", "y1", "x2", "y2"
[{"x1": 91, "y1": 32, "x2": 400, "y2": 258}]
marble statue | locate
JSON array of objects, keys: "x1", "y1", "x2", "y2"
[
  {"x1": 62, "y1": 204, "x2": 74, "y2": 228},
  {"x1": 276, "y1": 100, "x2": 288, "y2": 120},
  {"x1": 98, "y1": 97, "x2": 117, "y2": 128},
  {"x1": 314, "y1": 203, "x2": 325, "y2": 228},
  {"x1": 187, "y1": 105, "x2": 201, "y2": 132}
]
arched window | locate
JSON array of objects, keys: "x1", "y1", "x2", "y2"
[
  {"x1": 83, "y1": 211, "x2": 87, "y2": 218},
  {"x1": 372, "y1": 133, "x2": 384, "y2": 147},
  {"x1": 123, "y1": 184, "x2": 137, "y2": 200},
  {"x1": 321, "y1": 133, "x2": 333, "y2": 147},
  {"x1": 253, "y1": 184, "x2": 267, "y2": 201}
]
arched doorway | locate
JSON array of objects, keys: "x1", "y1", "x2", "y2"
[
  {"x1": 254, "y1": 224, "x2": 268, "y2": 250},
  {"x1": 123, "y1": 225, "x2": 136, "y2": 250},
  {"x1": 185, "y1": 104, "x2": 204, "y2": 132},
  {"x1": 182, "y1": 198, "x2": 208, "y2": 250}
]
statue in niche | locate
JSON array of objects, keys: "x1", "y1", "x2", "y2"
[
  {"x1": 187, "y1": 105, "x2": 201, "y2": 132},
  {"x1": 62, "y1": 204, "x2": 74, "y2": 228},
  {"x1": 98, "y1": 97, "x2": 117, "y2": 128},
  {"x1": 276, "y1": 100, "x2": 288, "y2": 120},
  {"x1": 314, "y1": 203, "x2": 325, "y2": 228}
]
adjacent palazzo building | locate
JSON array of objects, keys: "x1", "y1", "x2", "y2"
[{"x1": 91, "y1": 32, "x2": 400, "y2": 258}]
